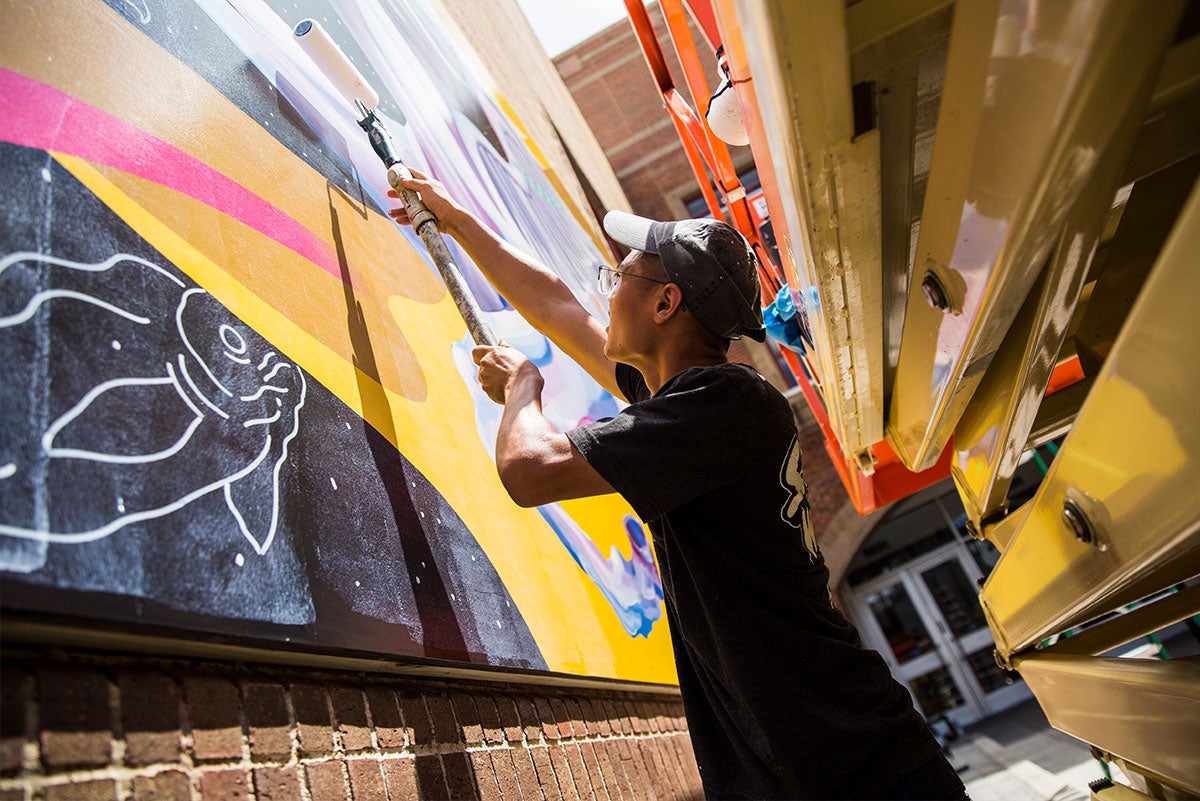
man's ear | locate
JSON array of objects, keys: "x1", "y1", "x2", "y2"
[{"x1": 653, "y1": 284, "x2": 687, "y2": 323}]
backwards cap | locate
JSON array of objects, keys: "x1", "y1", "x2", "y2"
[{"x1": 603, "y1": 210, "x2": 766, "y2": 342}]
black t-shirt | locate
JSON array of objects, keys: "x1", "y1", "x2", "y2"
[{"x1": 565, "y1": 362, "x2": 944, "y2": 800}]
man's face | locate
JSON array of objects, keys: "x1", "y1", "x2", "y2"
[{"x1": 603, "y1": 251, "x2": 663, "y2": 363}]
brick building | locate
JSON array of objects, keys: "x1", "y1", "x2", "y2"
[
  {"x1": 0, "y1": 652, "x2": 698, "y2": 800},
  {"x1": 554, "y1": 4, "x2": 757, "y2": 223}
]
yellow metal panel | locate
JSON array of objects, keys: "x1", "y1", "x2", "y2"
[
  {"x1": 1034, "y1": 583, "x2": 1200, "y2": 660},
  {"x1": 1075, "y1": 159, "x2": 1200, "y2": 377},
  {"x1": 733, "y1": 0, "x2": 884, "y2": 461},
  {"x1": 845, "y1": 0, "x2": 953, "y2": 71},
  {"x1": 980, "y1": 180, "x2": 1200, "y2": 656},
  {"x1": 1015, "y1": 654, "x2": 1200, "y2": 795},
  {"x1": 888, "y1": 0, "x2": 1184, "y2": 471},
  {"x1": 1090, "y1": 783, "x2": 1162, "y2": 801},
  {"x1": 951, "y1": 49, "x2": 1173, "y2": 531}
]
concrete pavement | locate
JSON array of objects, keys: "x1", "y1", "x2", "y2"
[{"x1": 948, "y1": 698, "x2": 1108, "y2": 801}]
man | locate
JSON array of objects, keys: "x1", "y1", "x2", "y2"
[{"x1": 389, "y1": 171, "x2": 969, "y2": 801}]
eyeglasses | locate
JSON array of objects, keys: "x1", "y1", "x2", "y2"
[{"x1": 597, "y1": 265, "x2": 671, "y2": 296}]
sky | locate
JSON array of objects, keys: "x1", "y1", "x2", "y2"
[{"x1": 515, "y1": 0, "x2": 628, "y2": 56}]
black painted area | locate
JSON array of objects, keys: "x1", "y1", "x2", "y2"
[{"x1": 0, "y1": 142, "x2": 545, "y2": 671}]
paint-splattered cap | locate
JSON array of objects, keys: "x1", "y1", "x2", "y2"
[{"x1": 603, "y1": 210, "x2": 766, "y2": 342}]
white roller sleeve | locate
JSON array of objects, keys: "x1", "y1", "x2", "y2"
[{"x1": 293, "y1": 18, "x2": 380, "y2": 112}]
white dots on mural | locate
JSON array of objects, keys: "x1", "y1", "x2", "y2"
[
  {"x1": 40, "y1": 168, "x2": 52, "y2": 183},
  {"x1": 345, "y1": 422, "x2": 352, "y2": 430},
  {"x1": 116, "y1": 496, "x2": 126, "y2": 513},
  {"x1": 414, "y1": 575, "x2": 421, "y2": 584},
  {"x1": 111, "y1": 340, "x2": 121, "y2": 350},
  {"x1": 450, "y1": 593, "x2": 455, "y2": 601},
  {"x1": 495, "y1": 620, "x2": 502, "y2": 629},
  {"x1": 235, "y1": 553, "x2": 245, "y2": 567},
  {"x1": 330, "y1": 477, "x2": 338, "y2": 490},
  {"x1": 355, "y1": 580, "x2": 361, "y2": 587}
]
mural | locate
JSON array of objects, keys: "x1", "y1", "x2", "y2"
[{"x1": 0, "y1": 0, "x2": 675, "y2": 682}]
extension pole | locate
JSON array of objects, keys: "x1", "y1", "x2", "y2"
[{"x1": 295, "y1": 19, "x2": 497, "y2": 346}]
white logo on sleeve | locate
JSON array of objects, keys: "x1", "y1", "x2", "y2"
[{"x1": 779, "y1": 434, "x2": 817, "y2": 555}]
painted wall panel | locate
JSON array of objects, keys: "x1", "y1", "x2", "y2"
[{"x1": 0, "y1": 0, "x2": 675, "y2": 684}]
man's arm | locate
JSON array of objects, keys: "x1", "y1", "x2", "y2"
[
  {"x1": 475, "y1": 344, "x2": 615, "y2": 507},
  {"x1": 389, "y1": 170, "x2": 619, "y2": 398}
]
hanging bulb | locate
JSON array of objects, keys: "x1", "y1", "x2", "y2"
[{"x1": 706, "y1": 46, "x2": 749, "y2": 146}]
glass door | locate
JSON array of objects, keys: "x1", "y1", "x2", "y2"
[
  {"x1": 912, "y1": 551, "x2": 1030, "y2": 717},
  {"x1": 850, "y1": 543, "x2": 1030, "y2": 727},
  {"x1": 855, "y1": 552, "x2": 980, "y2": 728}
]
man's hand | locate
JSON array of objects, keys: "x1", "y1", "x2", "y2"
[
  {"x1": 472, "y1": 341, "x2": 545, "y2": 405},
  {"x1": 387, "y1": 167, "x2": 464, "y2": 237}
]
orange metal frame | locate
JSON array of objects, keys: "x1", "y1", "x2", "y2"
[
  {"x1": 623, "y1": 0, "x2": 781, "y2": 303},
  {"x1": 621, "y1": 0, "x2": 1088, "y2": 515}
]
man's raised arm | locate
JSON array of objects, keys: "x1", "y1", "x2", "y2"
[{"x1": 388, "y1": 169, "x2": 619, "y2": 398}]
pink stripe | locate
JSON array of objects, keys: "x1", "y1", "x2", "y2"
[{"x1": 0, "y1": 69, "x2": 339, "y2": 277}]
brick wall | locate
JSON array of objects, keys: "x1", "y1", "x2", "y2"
[
  {"x1": 0, "y1": 647, "x2": 701, "y2": 801},
  {"x1": 554, "y1": 6, "x2": 754, "y2": 222}
]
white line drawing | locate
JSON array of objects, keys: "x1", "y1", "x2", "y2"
[
  {"x1": 177, "y1": 353, "x2": 231, "y2": 420},
  {"x1": 1, "y1": 252, "x2": 306, "y2": 560},
  {"x1": 178, "y1": 289, "x2": 234, "y2": 397},
  {"x1": 1, "y1": 289, "x2": 153, "y2": 326},
  {"x1": 41, "y1": 369, "x2": 205, "y2": 464},
  {"x1": 122, "y1": 0, "x2": 151, "y2": 25}
]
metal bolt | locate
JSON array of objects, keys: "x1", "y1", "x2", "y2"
[
  {"x1": 921, "y1": 271, "x2": 949, "y2": 310},
  {"x1": 964, "y1": 519, "x2": 982, "y2": 540},
  {"x1": 1062, "y1": 498, "x2": 1094, "y2": 544}
]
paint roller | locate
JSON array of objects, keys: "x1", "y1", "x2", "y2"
[{"x1": 294, "y1": 18, "x2": 497, "y2": 346}]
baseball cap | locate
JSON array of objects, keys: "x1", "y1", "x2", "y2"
[{"x1": 603, "y1": 210, "x2": 767, "y2": 342}]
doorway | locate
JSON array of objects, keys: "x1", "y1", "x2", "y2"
[{"x1": 845, "y1": 542, "x2": 1030, "y2": 727}]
